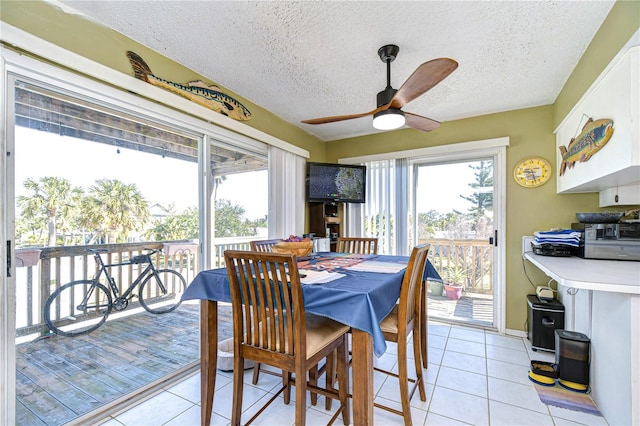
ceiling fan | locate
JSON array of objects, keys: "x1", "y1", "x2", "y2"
[{"x1": 302, "y1": 45, "x2": 458, "y2": 133}]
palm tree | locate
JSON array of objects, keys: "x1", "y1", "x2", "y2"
[
  {"x1": 144, "y1": 205, "x2": 198, "y2": 241},
  {"x1": 79, "y1": 179, "x2": 150, "y2": 243},
  {"x1": 17, "y1": 177, "x2": 83, "y2": 246}
]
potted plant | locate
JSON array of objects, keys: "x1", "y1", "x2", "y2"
[
  {"x1": 429, "y1": 279, "x2": 444, "y2": 297},
  {"x1": 442, "y1": 263, "x2": 466, "y2": 300}
]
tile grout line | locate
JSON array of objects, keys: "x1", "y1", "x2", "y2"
[{"x1": 484, "y1": 330, "x2": 492, "y2": 425}]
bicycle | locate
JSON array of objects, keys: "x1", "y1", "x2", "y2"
[{"x1": 44, "y1": 248, "x2": 187, "y2": 337}]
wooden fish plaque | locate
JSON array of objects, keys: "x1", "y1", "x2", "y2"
[
  {"x1": 127, "y1": 51, "x2": 251, "y2": 121},
  {"x1": 559, "y1": 118, "x2": 614, "y2": 176}
]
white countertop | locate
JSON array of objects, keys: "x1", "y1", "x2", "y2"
[{"x1": 523, "y1": 251, "x2": 640, "y2": 294}]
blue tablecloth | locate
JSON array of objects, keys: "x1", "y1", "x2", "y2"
[{"x1": 182, "y1": 253, "x2": 442, "y2": 356}]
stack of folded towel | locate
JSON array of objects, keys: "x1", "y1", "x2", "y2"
[{"x1": 533, "y1": 229, "x2": 583, "y2": 247}]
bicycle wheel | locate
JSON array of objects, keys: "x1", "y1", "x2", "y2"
[
  {"x1": 139, "y1": 269, "x2": 186, "y2": 314},
  {"x1": 44, "y1": 280, "x2": 112, "y2": 337}
]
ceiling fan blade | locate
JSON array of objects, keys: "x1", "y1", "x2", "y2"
[
  {"x1": 301, "y1": 103, "x2": 392, "y2": 125},
  {"x1": 404, "y1": 112, "x2": 441, "y2": 133},
  {"x1": 390, "y1": 58, "x2": 458, "y2": 109}
]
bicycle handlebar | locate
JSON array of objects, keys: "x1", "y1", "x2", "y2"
[{"x1": 88, "y1": 248, "x2": 162, "y2": 255}]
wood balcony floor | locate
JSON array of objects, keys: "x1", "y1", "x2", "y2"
[
  {"x1": 428, "y1": 292, "x2": 494, "y2": 326},
  {"x1": 15, "y1": 302, "x2": 232, "y2": 426}
]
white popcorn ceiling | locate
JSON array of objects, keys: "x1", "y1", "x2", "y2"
[{"x1": 58, "y1": 0, "x2": 615, "y2": 142}]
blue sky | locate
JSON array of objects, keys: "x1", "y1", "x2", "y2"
[
  {"x1": 14, "y1": 127, "x2": 268, "y2": 220},
  {"x1": 15, "y1": 127, "x2": 484, "y2": 219}
]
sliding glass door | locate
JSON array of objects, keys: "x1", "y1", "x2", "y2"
[
  {"x1": 414, "y1": 158, "x2": 497, "y2": 328},
  {"x1": 11, "y1": 80, "x2": 201, "y2": 425},
  {"x1": 2, "y1": 50, "x2": 271, "y2": 424}
]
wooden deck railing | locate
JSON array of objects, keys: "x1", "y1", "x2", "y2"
[
  {"x1": 211, "y1": 236, "x2": 253, "y2": 268},
  {"x1": 15, "y1": 236, "x2": 491, "y2": 337},
  {"x1": 15, "y1": 241, "x2": 198, "y2": 337},
  {"x1": 419, "y1": 238, "x2": 494, "y2": 293}
]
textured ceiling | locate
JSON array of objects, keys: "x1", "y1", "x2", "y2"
[{"x1": 57, "y1": 0, "x2": 615, "y2": 142}]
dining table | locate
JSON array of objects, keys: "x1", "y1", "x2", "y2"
[{"x1": 181, "y1": 251, "x2": 442, "y2": 425}]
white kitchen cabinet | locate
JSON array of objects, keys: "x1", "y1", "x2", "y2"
[
  {"x1": 599, "y1": 183, "x2": 640, "y2": 206},
  {"x1": 555, "y1": 38, "x2": 639, "y2": 194}
]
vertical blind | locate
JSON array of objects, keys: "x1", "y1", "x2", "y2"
[
  {"x1": 346, "y1": 158, "x2": 410, "y2": 255},
  {"x1": 268, "y1": 145, "x2": 305, "y2": 238}
]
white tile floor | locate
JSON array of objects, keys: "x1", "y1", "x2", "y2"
[{"x1": 99, "y1": 322, "x2": 608, "y2": 426}]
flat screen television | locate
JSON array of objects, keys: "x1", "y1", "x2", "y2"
[{"x1": 306, "y1": 162, "x2": 366, "y2": 203}]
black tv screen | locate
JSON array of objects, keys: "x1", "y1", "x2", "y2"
[{"x1": 306, "y1": 162, "x2": 366, "y2": 203}]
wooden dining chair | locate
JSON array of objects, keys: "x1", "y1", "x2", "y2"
[
  {"x1": 336, "y1": 237, "x2": 378, "y2": 254},
  {"x1": 249, "y1": 238, "x2": 281, "y2": 252},
  {"x1": 224, "y1": 250, "x2": 351, "y2": 426},
  {"x1": 247, "y1": 238, "x2": 282, "y2": 384},
  {"x1": 375, "y1": 243, "x2": 429, "y2": 426}
]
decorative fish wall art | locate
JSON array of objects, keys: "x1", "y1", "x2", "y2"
[
  {"x1": 558, "y1": 118, "x2": 614, "y2": 176},
  {"x1": 126, "y1": 51, "x2": 251, "y2": 121}
]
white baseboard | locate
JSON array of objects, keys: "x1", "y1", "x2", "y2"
[{"x1": 505, "y1": 328, "x2": 527, "y2": 338}]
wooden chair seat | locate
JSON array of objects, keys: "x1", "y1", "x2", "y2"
[{"x1": 247, "y1": 314, "x2": 349, "y2": 357}]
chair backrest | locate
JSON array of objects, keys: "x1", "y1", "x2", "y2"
[
  {"x1": 224, "y1": 250, "x2": 306, "y2": 362},
  {"x1": 249, "y1": 239, "x2": 282, "y2": 252},
  {"x1": 397, "y1": 244, "x2": 430, "y2": 335},
  {"x1": 336, "y1": 237, "x2": 378, "y2": 254}
]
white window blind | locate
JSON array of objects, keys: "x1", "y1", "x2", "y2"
[
  {"x1": 268, "y1": 146, "x2": 305, "y2": 238},
  {"x1": 346, "y1": 158, "x2": 410, "y2": 255}
]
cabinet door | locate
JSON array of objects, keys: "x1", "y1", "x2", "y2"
[{"x1": 599, "y1": 184, "x2": 640, "y2": 206}]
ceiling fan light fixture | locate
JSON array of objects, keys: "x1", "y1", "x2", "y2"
[{"x1": 373, "y1": 109, "x2": 406, "y2": 130}]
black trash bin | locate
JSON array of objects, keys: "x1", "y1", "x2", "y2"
[
  {"x1": 555, "y1": 329, "x2": 590, "y2": 391},
  {"x1": 527, "y1": 295, "x2": 565, "y2": 352}
]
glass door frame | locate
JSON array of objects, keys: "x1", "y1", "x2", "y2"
[
  {"x1": 1, "y1": 60, "x2": 18, "y2": 426},
  {"x1": 0, "y1": 45, "x2": 270, "y2": 424},
  {"x1": 410, "y1": 143, "x2": 507, "y2": 332}
]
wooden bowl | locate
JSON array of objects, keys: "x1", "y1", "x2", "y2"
[{"x1": 272, "y1": 241, "x2": 313, "y2": 257}]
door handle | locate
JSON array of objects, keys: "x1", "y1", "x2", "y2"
[
  {"x1": 6, "y1": 240, "x2": 11, "y2": 277},
  {"x1": 489, "y1": 230, "x2": 498, "y2": 247}
]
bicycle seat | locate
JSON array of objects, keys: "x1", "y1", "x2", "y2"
[{"x1": 131, "y1": 254, "x2": 149, "y2": 264}]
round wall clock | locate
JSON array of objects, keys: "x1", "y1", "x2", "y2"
[{"x1": 513, "y1": 157, "x2": 552, "y2": 188}]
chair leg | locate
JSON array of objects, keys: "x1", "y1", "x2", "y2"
[
  {"x1": 252, "y1": 362, "x2": 261, "y2": 385},
  {"x1": 283, "y1": 371, "x2": 292, "y2": 404},
  {"x1": 336, "y1": 335, "x2": 351, "y2": 425},
  {"x1": 309, "y1": 365, "x2": 319, "y2": 405},
  {"x1": 397, "y1": 339, "x2": 412, "y2": 426},
  {"x1": 325, "y1": 351, "x2": 337, "y2": 410},
  {"x1": 295, "y1": 364, "x2": 307, "y2": 425},
  {"x1": 231, "y1": 355, "x2": 245, "y2": 426},
  {"x1": 412, "y1": 330, "x2": 427, "y2": 402}
]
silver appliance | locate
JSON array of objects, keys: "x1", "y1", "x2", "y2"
[{"x1": 571, "y1": 222, "x2": 640, "y2": 261}]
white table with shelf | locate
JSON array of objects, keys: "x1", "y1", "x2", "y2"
[{"x1": 523, "y1": 247, "x2": 640, "y2": 426}]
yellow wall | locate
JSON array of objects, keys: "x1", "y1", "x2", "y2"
[
  {"x1": 2, "y1": 0, "x2": 638, "y2": 332},
  {"x1": 554, "y1": 1, "x2": 640, "y2": 128}
]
